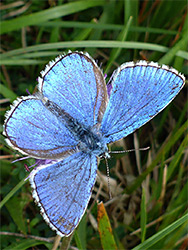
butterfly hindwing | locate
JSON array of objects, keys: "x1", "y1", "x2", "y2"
[
  {"x1": 30, "y1": 152, "x2": 98, "y2": 236},
  {"x1": 101, "y1": 61, "x2": 185, "y2": 143}
]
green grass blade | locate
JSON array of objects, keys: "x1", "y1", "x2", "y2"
[
  {"x1": 4, "y1": 239, "x2": 49, "y2": 250},
  {"x1": 124, "y1": 0, "x2": 138, "y2": 26},
  {"x1": 1, "y1": 41, "x2": 187, "y2": 62},
  {"x1": 74, "y1": 215, "x2": 87, "y2": 250},
  {"x1": 0, "y1": 178, "x2": 26, "y2": 209},
  {"x1": 156, "y1": 182, "x2": 188, "y2": 240},
  {"x1": 86, "y1": 4, "x2": 110, "y2": 55},
  {"x1": 132, "y1": 213, "x2": 188, "y2": 250},
  {"x1": 124, "y1": 0, "x2": 138, "y2": 42},
  {"x1": 0, "y1": 0, "x2": 105, "y2": 35},
  {"x1": 159, "y1": 32, "x2": 188, "y2": 65},
  {"x1": 0, "y1": 83, "x2": 17, "y2": 101},
  {"x1": 141, "y1": 188, "x2": 147, "y2": 242},
  {"x1": 5, "y1": 196, "x2": 27, "y2": 234},
  {"x1": 125, "y1": 120, "x2": 188, "y2": 194},
  {"x1": 0, "y1": 59, "x2": 45, "y2": 65},
  {"x1": 174, "y1": 13, "x2": 188, "y2": 70},
  {"x1": 166, "y1": 135, "x2": 188, "y2": 181},
  {"x1": 38, "y1": 21, "x2": 178, "y2": 35},
  {"x1": 104, "y1": 16, "x2": 133, "y2": 74},
  {"x1": 10, "y1": 51, "x2": 61, "y2": 58},
  {"x1": 74, "y1": 231, "x2": 84, "y2": 250}
]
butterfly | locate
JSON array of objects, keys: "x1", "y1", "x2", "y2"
[{"x1": 3, "y1": 52, "x2": 185, "y2": 237}]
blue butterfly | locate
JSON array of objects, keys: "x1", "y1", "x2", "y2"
[{"x1": 3, "y1": 52, "x2": 185, "y2": 237}]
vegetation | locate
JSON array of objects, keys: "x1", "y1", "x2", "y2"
[{"x1": 1, "y1": 0, "x2": 187, "y2": 249}]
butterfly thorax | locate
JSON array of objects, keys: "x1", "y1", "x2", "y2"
[
  {"x1": 77, "y1": 126, "x2": 108, "y2": 156},
  {"x1": 42, "y1": 97, "x2": 108, "y2": 157}
]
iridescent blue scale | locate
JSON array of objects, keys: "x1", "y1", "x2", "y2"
[{"x1": 3, "y1": 52, "x2": 185, "y2": 237}]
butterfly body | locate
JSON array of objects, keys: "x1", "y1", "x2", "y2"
[
  {"x1": 77, "y1": 126, "x2": 108, "y2": 156},
  {"x1": 42, "y1": 95, "x2": 108, "y2": 156},
  {"x1": 3, "y1": 52, "x2": 185, "y2": 237}
]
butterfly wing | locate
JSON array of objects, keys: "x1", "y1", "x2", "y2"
[
  {"x1": 4, "y1": 97, "x2": 78, "y2": 159},
  {"x1": 101, "y1": 61, "x2": 185, "y2": 143},
  {"x1": 4, "y1": 52, "x2": 108, "y2": 159},
  {"x1": 29, "y1": 152, "x2": 97, "y2": 236},
  {"x1": 38, "y1": 52, "x2": 108, "y2": 126}
]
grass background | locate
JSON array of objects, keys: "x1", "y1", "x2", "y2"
[{"x1": 0, "y1": 0, "x2": 188, "y2": 249}]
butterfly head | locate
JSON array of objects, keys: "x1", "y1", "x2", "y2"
[{"x1": 94, "y1": 140, "x2": 109, "y2": 158}]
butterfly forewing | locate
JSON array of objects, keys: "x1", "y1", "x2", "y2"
[
  {"x1": 4, "y1": 97, "x2": 78, "y2": 159},
  {"x1": 101, "y1": 62, "x2": 185, "y2": 143},
  {"x1": 39, "y1": 52, "x2": 108, "y2": 127}
]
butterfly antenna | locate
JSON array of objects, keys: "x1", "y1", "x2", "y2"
[
  {"x1": 12, "y1": 155, "x2": 30, "y2": 163},
  {"x1": 105, "y1": 157, "x2": 112, "y2": 200},
  {"x1": 26, "y1": 89, "x2": 31, "y2": 95},
  {"x1": 109, "y1": 146, "x2": 150, "y2": 154}
]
